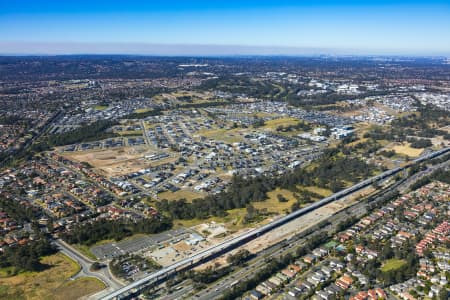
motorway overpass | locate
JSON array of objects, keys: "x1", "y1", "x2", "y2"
[{"x1": 101, "y1": 147, "x2": 449, "y2": 300}]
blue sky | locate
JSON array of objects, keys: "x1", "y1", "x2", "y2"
[{"x1": 0, "y1": 0, "x2": 449, "y2": 55}]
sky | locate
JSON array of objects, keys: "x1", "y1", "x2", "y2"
[{"x1": 0, "y1": 0, "x2": 450, "y2": 55}]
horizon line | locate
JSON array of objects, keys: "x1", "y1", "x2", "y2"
[{"x1": 1, "y1": 42, "x2": 449, "y2": 57}]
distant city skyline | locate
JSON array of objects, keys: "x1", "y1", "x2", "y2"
[{"x1": 1, "y1": 0, "x2": 450, "y2": 55}]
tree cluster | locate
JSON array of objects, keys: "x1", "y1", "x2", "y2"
[
  {"x1": 0, "y1": 238, "x2": 57, "y2": 272},
  {"x1": 226, "y1": 249, "x2": 252, "y2": 266},
  {"x1": 408, "y1": 138, "x2": 432, "y2": 149},
  {"x1": 157, "y1": 175, "x2": 275, "y2": 220},
  {"x1": 47, "y1": 120, "x2": 119, "y2": 146},
  {"x1": 158, "y1": 148, "x2": 376, "y2": 220},
  {"x1": 61, "y1": 216, "x2": 172, "y2": 246}
]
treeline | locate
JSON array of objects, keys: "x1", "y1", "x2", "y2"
[
  {"x1": 408, "y1": 138, "x2": 432, "y2": 149},
  {"x1": 379, "y1": 149, "x2": 396, "y2": 158},
  {"x1": 198, "y1": 77, "x2": 280, "y2": 99},
  {"x1": 122, "y1": 108, "x2": 163, "y2": 119},
  {"x1": 158, "y1": 149, "x2": 376, "y2": 220},
  {"x1": 105, "y1": 87, "x2": 168, "y2": 100},
  {"x1": 175, "y1": 100, "x2": 235, "y2": 109},
  {"x1": 188, "y1": 266, "x2": 233, "y2": 287},
  {"x1": 394, "y1": 103, "x2": 449, "y2": 129},
  {"x1": 61, "y1": 217, "x2": 172, "y2": 246},
  {"x1": 364, "y1": 104, "x2": 450, "y2": 142},
  {"x1": 157, "y1": 175, "x2": 275, "y2": 219},
  {"x1": 429, "y1": 153, "x2": 450, "y2": 165},
  {"x1": 409, "y1": 168, "x2": 450, "y2": 191},
  {"x1": 341, "y1": 138, "x2": 383, "y2": 157},
  {"x1": 46, "y1": 119, "x2": 119, "y2": 146},
  {"x1": 0, "y1": 238, "x2": 57, "y2": 272},
  {"x1": 278, "y1": 149, "x2": 374, "y2": 192},
  {"x1": 287, "y1": 91, "x2": 388, "y2": 107},
  {"x1": 276, "y1": 121, "x2": 312, "y2": 133},
  {"x1": 27, "y1": 119, "x2": 119, "y2": 155}
]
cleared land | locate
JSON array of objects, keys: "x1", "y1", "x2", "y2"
[
  {"x1": 0, "y1": 253, "x2": 104, "y2": 300},
  {"x1": 53, "y1": 277, "x2": 105, "y2": 300},
  {"x1": 158, "y1": 189, "x2": 204, "y2": 202},
  {"x1": 303, "y1": 186, "x2": 333, "y2": 197},
  {"x1": 197, "y1": 128, "x2": 243, "y2": 143},
  {"x1": 62, "y1": 147, "x2": 178, "y2": 177},
  {"x1": 175, "y1": 208, "x2": 248, "y2": 232},
  {"x1": 390, "y1": 142, "x2": 424, "y2": 157}
]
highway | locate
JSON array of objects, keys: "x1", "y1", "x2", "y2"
[
  {"x1": 101, "y1": 147, "x2": 449, "y2": 300},
  {"x1": 192, "y1": 179, "x2": 403, "y2": 299},
  {"x1": 189, "y1": 157, "x2": 450, "y2": 300}
]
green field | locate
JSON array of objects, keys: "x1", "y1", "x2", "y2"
[
  {"x1": 381, "y1": 259, "x2": 407, "y2": 272},
  {"x1": 263, "y1": 117, "x2": 300, "y2": 130},
  {"x1": 159, "y1": 189, "x2": 204, "y2": 202},
  {"x1": 135, "y1": 108, "x2": 151, "y2": 113},
  {"x1": 197, "y1": 128, "x2": 243, "y2": 143},
  {"x1": 175, "y1": 208, "x2": 248, "y2": 231},
  {"x1": 253, "y1": 188, "x2": 296, "y2": 214},
  {"x1": 391, "y1": 142, "x2": 424, "y2": 157},
  {"x1": 302, "y1": 186, "x2": 333, "y2": 197},
  {"x1": 53, "y1": 277, "x2": 105, "y2": 300},
  {"x1": 0, "y1": 253, "x2": 105, "y2": 300},
  {"x1": 94, "y1": 105, "x2": 109, "y2": 111}
]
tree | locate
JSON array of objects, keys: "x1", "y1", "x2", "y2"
[
  {"x1": 91, "y1": 262, "x2": 104, "y2": 271},
  {"x1": 277, "y1": 194, "x2": 288, "y2": 202},
  {"x1": 227, "y1": 249, "x2": 251, "y2": 266},
  {"x1": 438, "y1": 288, "x2": 448, "y2": 300}
]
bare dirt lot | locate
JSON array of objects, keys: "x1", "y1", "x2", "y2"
[
  {"x1": 62, "y1": 147, "x2": 178, "y2": 177},
  {"x1": 389, "y1": 142, "x2": 424, "y2": 157}
]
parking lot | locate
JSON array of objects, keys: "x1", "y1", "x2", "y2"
[{"x1": 91, "y1": 228, "x2": 189, "y2": 259}]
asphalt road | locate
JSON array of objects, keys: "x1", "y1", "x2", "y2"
[{"x1": 54, "y1": 239, "x2": 124, "y2": 290}]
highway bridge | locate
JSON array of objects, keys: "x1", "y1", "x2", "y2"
[{"x1": 101, "y1": 147, "x2": 449, "y2": 300}]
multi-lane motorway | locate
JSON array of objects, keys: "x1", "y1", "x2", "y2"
[
  {"x1": 190, "y1": 178, "x2": 405, "y2": 299},
  {"x1": 101, "y1": 147, "x2": 449, "y2": 300}
]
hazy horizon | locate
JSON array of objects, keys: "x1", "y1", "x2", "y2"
[
  {"x1": 1, "y1": 42, "x2": 449, "y2": 57},
  {"x1": 1, "y1": 1, "x2": 450, "y2": 56}
]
